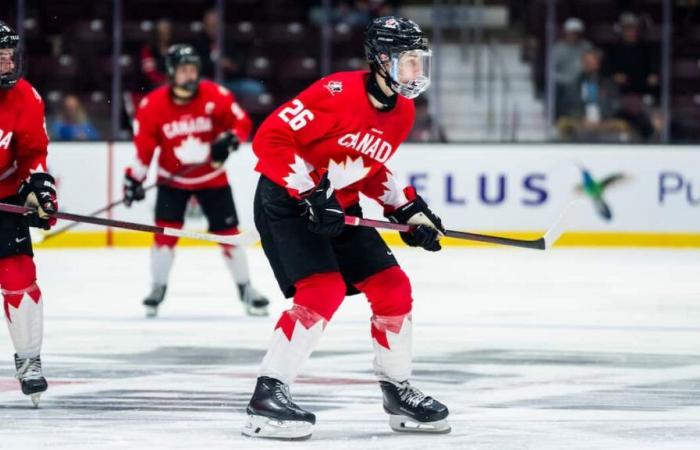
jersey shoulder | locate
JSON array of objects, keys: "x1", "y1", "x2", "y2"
[
  {"x1": 313, "y1": 70, "x2": 367, "y2": 97},
  {"x1": 199, "y1": 79, "x2": 235, "y2": 102},
  {"x1": 13, "y1": 78, "x2": 44, "y2": 106},
  {"x1": 299, "y1": 70, "x2": 368, "y2": 110},
  {"x1": 137, "y1": 85, "x2": 170, "y2": 113}
]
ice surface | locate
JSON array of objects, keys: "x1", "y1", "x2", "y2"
[{"x1": 1, "y1": 247, "x2": 699, "y2": 449}]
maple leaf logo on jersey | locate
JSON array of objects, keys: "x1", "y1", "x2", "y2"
[
  {"x1": 327, "y1": 156, "x2": 371, "y2": 190},
  {"x1": 325, "y1": 81, "x2": 343, "y2": 95},
  {"x1": 377, "y1": 173, "x2": 408, "y2": 209},
  {"x1": 283, "y1": 155, "x2": 316, "y2": 193},
  {"x1": 174, "y1": 135, "x2": 209, "y2": 164},
  {"x1": 29, "y1": 163, "x2": 47, "y2": 175}
]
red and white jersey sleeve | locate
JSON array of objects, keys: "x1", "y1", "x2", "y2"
[
  {"x1": 129, "y1": 80, "x2": 252, "y2": 190},
  {"x1": 0, "y1": 79, "x2": 50, "y2": 199},
  {"x1": 130, "y1": 95, "x2": 161, "y2": 180},
  {"x1": 359, "y1": 166, "x2": 410, "y2": 213},
  {"x1": 253, "y1": 80, "x2": 338, "y2": 195},
  {"x1": 253, "y1": 71, "x2": 416, "y2": 208},
  {"x1": 216, "y1": 88, "x2": 253, "y2": 143}
]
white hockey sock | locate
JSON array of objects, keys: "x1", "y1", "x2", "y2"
[
  {"x1": 259, "y1": 305, "x2": 326, "y2": 385},
  {"x1": 151, "y1": 245, "x2": 175, "y2": 286},
  {"x1": 222, "y1": 246, "x2": 250, "y2": 287},
  {"x1": 3, "y1": 285, "x2": 43, "y2": 359},
  {"x1": 371, "y1": 313, "x2": 413, "y2": 382}
]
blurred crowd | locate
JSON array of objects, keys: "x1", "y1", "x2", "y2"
[
  {"x1": 5, "y1": 0, "x2": 451, "y2": 143},
  {"x1": 16, "y1": 0, "x2": 697, "y2": 144},
  {"x1": 519, "y1": 0, "x2": 700, "y2": 143},
  {"x1": 553, "y1": 13, "x2": 661, "y2": 142}
]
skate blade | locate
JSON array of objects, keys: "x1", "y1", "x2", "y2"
[
  {"x1": 30, "y1": 393, "x2": 42, "y2": 408},
  {"x1": 241, "y1": 414, "x2": 312, "y2": 440},
  {"x1": 245, "y1": 306, "x2": 269, "y2": 317},
  {"x1": 145, "y1": 305, "x2": 158, "y2": 318},
  {"x1": 389, "y1": 415, "x2": 451, "y2": 434}
]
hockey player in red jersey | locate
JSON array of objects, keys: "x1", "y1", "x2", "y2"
[
  {"x1": 123, "y1": 44, "x2": 269, "y2": 317},
  {"x1": 0, "y1": 21, "x2": 56, "y2": 406},
  {"x1": 242, "y1": 17, "x2": 450, "y2": 440}
]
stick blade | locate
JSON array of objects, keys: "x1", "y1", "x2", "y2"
[
  {"x1": 226, "y1": 229, "x2": 260, "y2": 246},
  {"x1": 542, "y1": 200, "x2": 583, "y2": 249}
]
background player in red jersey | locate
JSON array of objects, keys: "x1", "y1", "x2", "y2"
[
  {"x1": 123, "y1": 44, "x2": 268, "y2": 318},
  {"x1": 242, "y1": 17, "x2": 450, "y2": 440},
  {"x1": 0, "y1": 21, "x2": 57, "y2": 406}
]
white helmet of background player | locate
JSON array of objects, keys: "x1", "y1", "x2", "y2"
[
  {"x1": 165, "y1": 44, "x2": 202, "y2": 99},
  {"x1": 365, "y1": 16, "x2": 431, "y2": 100},
  {"x1": 0, "y1": 20, "x2": 22, "y2": 89}
]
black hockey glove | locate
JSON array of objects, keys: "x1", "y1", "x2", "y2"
[
  {"x1": 123, "y1": 171, "x2": 145, "y2": 207},
  {"x1": 300, "y1": 172, "x2": 345, "y2": 237},
  {"x1": 210, "y1": 130, "x2": 240, "y2": 168},
  {"x1": 386, "y1": 186, "x2": 445, "y2": 252},
  {"x1": 18, "y1": 172, "x2": 58, "y2": 230}
]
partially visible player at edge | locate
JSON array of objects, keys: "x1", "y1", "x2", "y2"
[
  {"x1": 242, "y1": 16, "x2": 450, "y2": 440},
  {"x1": 0, "y1": 21, "x2": 57, "y2": 406},
  {"x1": 123, "y1": 44, "x2": 269, "y2": 317}
]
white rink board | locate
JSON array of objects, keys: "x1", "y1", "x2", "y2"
[{"x1": 46, "y1": 143, "x2": 700, "y2": 233}]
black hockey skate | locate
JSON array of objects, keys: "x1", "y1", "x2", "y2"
[
  {"x1": 15, "y1": 354, "x2": 48, "y2": 407},
  {"x1": 238, "y1": 284, "x2": 269, "y2": 317},
  {"x1": 379, "y1": 379, "x2": 451, "y2": 433},
  {"x1": 242, "y1": 376, "x2": 315, "y2": 440},
  {"x1": 143, "y1": 284, "x2": 167, "y2": 318}
]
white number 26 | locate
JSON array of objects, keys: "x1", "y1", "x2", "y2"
[{"x1": 278, "y1": 99, "x2": 314, "y2": 131}]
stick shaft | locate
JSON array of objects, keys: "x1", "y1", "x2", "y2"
[
  {"x1": 43, "y1": 163, "x2": 208, "y2": 241},
  {"x1": 0, "y1": 202, "x2": 257, "y2": 246},
  {"x1": 344, "y1": 216, "x2": 546, "y2": 250}
]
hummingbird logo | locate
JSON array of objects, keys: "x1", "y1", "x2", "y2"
[{"x1": 575, "y1": 167, "x2": 627, "y2": 221}]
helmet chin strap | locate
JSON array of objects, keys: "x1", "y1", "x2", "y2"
[{"x1": 367, "y1": 66, "x2": 397, "y2": 111}]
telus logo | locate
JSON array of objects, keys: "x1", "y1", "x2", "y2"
[
  {"x1": 575, "y1": 167, "x2": 627, "y2": 221},
  {"x1": 407, "y1": 172, "x2": 549, "y2": 207}
]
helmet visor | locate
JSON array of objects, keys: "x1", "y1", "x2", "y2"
[{"x1": 390, "y1": 49, "x2": 431, "y2": 99}]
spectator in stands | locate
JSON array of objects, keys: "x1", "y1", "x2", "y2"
[
  {"x1": 50, "y1": 94, "x2": 100, "y2": 141},
  {"x1": 553, "y1": 18, "x2": 592, "y2": 118},
  {"x1": 336, "y1": 1, "x2": 372, "y2": 26},
  {"x1": 605, "y1": 12, "x2": 659, "y2": 95},
  {"x1": 310, "y1": 1, "x2": 396, "y2": 27},
  {"x1": 557, "y1": 49, "x2": 630, "y2": 142},
  {"x1": 407, "y1": 97, "x2": 448, "y2": 143},
  {"x1": 309, "y1": 1, "x2": 370, "y2": 27},
  {"x1": 139, "y1": 19, "x2": 172, "y2": 89},
  {"x1": 191, "y1": 8, "x2": 263, "y2": 99}
]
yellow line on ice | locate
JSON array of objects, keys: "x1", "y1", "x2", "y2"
[{"x1": 33, "y1": 230, "x2": 700, "y2": 249}]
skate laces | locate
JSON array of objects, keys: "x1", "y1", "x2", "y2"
[
  {"x1": 16, "y1": 357, "x2": 43, "y2": 381},
  {"x1": 273, "y1": 382, "x2": 292, "y2": 405},
  {"x1": 397, "y1": 382, "x2": 427, "y2": 408}
]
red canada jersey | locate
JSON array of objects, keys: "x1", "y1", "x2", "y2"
[
  {"x1": 0, "y1": 78, "x2": 49, "y2": 199},
  {"x1": 130, "y1": 79, "x2": 253, "y2": 190},
  {"x1": 253, "y1": 70, "x2": 415, "y2": 211}
]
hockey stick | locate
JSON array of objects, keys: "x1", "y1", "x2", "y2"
[
  {"x1": 0, "y1": 203, "x2": 259, "y2": 247},
  {"x1": 344, "y1": 201, "x2": 579, "y2": 250},
  {"x1": 40, "y1": 163, "x2": 210, "y2": 243}
]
